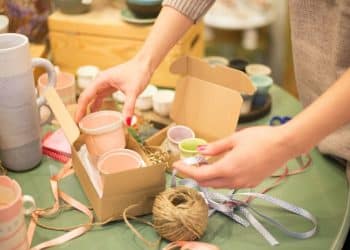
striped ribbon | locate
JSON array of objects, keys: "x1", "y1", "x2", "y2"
[{"x1": 173, "y1": 156, "x2": 318, "y2": 246}]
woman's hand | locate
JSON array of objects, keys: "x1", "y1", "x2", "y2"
[
  {"x1": 75, "y1": 57, "x2": 151, "y2": 124},
  {"x1": 173, "y1": 125, "x2": 305, "y2": 189}
]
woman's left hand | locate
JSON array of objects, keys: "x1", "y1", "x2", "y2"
[{"x1": 173, "y1": 125, "x2": 304, "y2": 189}]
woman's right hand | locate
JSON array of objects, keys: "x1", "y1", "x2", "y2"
[{"x1": 75, "y1": 57, "x2": 152, "y2": 124}]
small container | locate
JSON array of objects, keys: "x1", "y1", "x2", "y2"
[
  {"x1": 240, "y1": 94, "x2": 254, "y2": 114},
  {"x1": 113, "y1": 85, "x2": 158, "y2": 111},
  {"x1": 167, "y1": 125, "x2": 195, "y2": 155},
  {"x1": 152, "y1": 90, "x2": 175, "y2": 117},
  {"x1": 179, "y1": 138, "x2": 207, "y2": 159},
  {"x1": 204, "y1": 56, "x2": 229, "y2": 67},
  {"x1": 229, "y1": 58, "x2": 249, "y2": 72},
  {"x1": 38, "y1": 71, "x2": 76, "y2": 105},
  {"x1": 250, "y1": 75, "x2": 273, "y2": 107},
  {"x1": 126, "y1": 0, "x2": 162, "y2": 18},
  {"x1": 0, "y1": 15, "x2": 9, "y2": 33},
  {"x1": 55, "y1": 0, "x2": 92, "y2": 15},
  {"x1": 97, "y1": 149, "x2": 143, "y2": 175},
  {"x1": 76, "y1": 65, "x2": 100, "y2": 90},
  {"x1": 79, "y1": 111, "x2": 126, "y2": 162},
  {"x1": 0, "y1": 176, "x2": 36, "y2": 250},
  {"x1": 135, "y1": 84, "x2": 158, "y2": 110},
  {"x1": 245, "y1": 64, "x2": 272, "y2": 76}
]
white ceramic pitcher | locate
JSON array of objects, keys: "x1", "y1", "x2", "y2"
[{"x1": 0, "y1": 33, "x2": 56, "y2": 171}]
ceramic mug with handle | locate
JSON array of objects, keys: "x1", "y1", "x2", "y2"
[
  {"x1": 0, "y1": 33, "x2": 56, "y2": 171},
  {"x1": 0, "y1": 176, "x2": 36, "y2": 250}
]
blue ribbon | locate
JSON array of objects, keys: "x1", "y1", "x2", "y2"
[{"x1": 173, "y1": 156, "x2": 318, "y2": 246}]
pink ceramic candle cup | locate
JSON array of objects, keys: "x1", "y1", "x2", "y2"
[
  {"x1": 0, "y1": 176, "x2": 36, "y2": 250},
  {"x1": 38, "y1": 71, "x2": 76, "y2": 105},
  {"x1": 97, "y1": 149, "x2": 143, "y2": 175},
  {"x1": 79, "y1": 111, "x2": 126, "y2": 164},
  {"x1": 167, "y1": 125, "x2": 195, "y2": 155}
]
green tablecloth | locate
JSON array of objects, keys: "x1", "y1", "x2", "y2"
[{"x1": 8, "y1": 86, "x2": 350, "y2": 250}]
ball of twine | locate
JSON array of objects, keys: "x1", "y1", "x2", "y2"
[{"x1": 152, "y1": 186, "x2": 208, "y2": 242}]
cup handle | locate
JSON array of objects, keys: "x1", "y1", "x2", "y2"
[
  {"x1": 32, "y1": 58, "x2": 57, "y2": 125},
  {"x1": 22, "y1": 195, "x2": 36, "y2": 216}
]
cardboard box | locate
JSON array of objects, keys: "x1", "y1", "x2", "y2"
[
  {"x1": 146, "y1": 56, "x2": 256, "y2": 165},
  {"x1": 44, "y1": 88, "x2": 166, "y2": 222},
  {"x1": 48, "y1": 2, "x2": 204, "y2": 88}
]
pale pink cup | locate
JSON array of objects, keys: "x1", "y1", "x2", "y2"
[
  {"x1": 79, "y1": 111, "x2": 126, "y2": 165},
  {"x1": 38, "y1": 71, "x2": 76, "y2": 105},
  {"x1": 97, "y1": 149, "x2": 143, "y2": 175},
  {"x1": 167, "y1": 125, "x2": 195, "y2": 155},
  {"x1": 0, "y1": 176, "x2": 36, "y2": 250}
]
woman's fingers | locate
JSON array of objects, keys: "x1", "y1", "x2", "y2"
[
  {"x1": 173, "y1": 158, "x2": 230, "y2": 182},
  {"x1": 123, "y1": 94, "x2": 137, "y2": 125},
  {"x1": 197, "y1": 136, "x2": 235, "y2": 156}
]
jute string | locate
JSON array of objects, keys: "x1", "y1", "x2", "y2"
[
  {"x1": 152, "y1": 186, "x2": 208, "y2": 242},
  {"x1": 122, "y1": 186, "x2": 208, "y2": 249}
]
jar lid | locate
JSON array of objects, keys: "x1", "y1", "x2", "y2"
[
  {"x1": 97, "y1": 149, "x2": 144, "y2": 175},
  {"x1": 79, "y1": 111, "x2": 123, "y2": 135},
  {"x1": 245, "y1": 64, "x2": 271, "y2": 76}
]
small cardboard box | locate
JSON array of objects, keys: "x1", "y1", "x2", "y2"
[
  {"x1": 44, "y1": 88, "x2": 166, "y2": 222},
  {"x1": 146, "y1": 56, "x2": 256, "y2": 160}
]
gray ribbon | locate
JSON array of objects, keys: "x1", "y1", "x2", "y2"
[{"x1": 172, "y1": 156, "x2": 318, "y2": 246}]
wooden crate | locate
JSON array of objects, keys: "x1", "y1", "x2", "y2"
[{"x1": 48, "y1": 3, "x2": 204, "y2": 88}]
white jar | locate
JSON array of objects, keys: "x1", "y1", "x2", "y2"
[{"x1": 76, "y1": 65, "x2": 100, "y2": 90}]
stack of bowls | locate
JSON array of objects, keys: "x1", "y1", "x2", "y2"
[
  {"x1": 113, "y1": 84, "x2": 158, "y2": 111},
  {"x1": 54, "y1": 0, "x2": 92, "y2": 15},
  {"x1": 126, "y1": 0, "x2": 163, "y2": 18}
]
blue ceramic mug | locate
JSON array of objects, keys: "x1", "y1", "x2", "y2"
[{"x1": 250, "y1": 75, "x2": 273, "y2": 107}]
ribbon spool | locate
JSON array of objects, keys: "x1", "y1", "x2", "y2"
[{"x1": 152, "y1": 186, "x2": 208, "y2": 242}]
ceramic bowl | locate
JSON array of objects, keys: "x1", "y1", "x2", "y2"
[
  {"x1": 245, "y1": 64, "x2": 271, "y2": 76},
  {"x1": 152, "y1": 89, "x2": 175, "y2": 117},
  {"x1": 179, "y1": 138, "x2": 207, "y2": 159},
  {"x1": 79, "y1": 111, "x2": 126, "y2": 160},
  {"x1": 126, "y1": 0, "x2": 162, "y2": 18},
  {"x1": 136, "y1": 85, "x2": 158, "y2": 110},
  {"x1": 250, "y1": 75, "x2": 273, "y2": 94},
  {"x1": 229, "y1": 58, "x2": 248, "y2": 72},
  {"x1": 38, "y1": 71, "x2": 76, "y2": 105},
  {"x1": 112, "y1": 91, "x2": 126, "y2": 103},
  {"x1": 204, "y1": 56, "x2": 229, "y2": 66},
  {"x1": 250, "y1": 75, "x2": 273, "y2": 107},
  {"x1": 97, "y1": 149, "x2": 144, "y2": 175},
  {"x1": 55, "y1": 0, "x2": 92, "y2": 15},
  {"x1": 0, "y1": 15, "x2": 9, "y2": 34},
  {"x1": 76, "y1": 65, "x2": 100, "y2": 90},
  {"x1": 112, "y1": 84, "x2": 158, "y2": 110}
]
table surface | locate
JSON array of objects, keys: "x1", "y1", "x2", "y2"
[{"x1": 8, "y1": 85, "x2": 350, "y2": 250}]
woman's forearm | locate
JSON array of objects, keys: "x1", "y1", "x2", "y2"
[
  {"x1": 284, "y1": 68, "x2": 350, "y2": 155},
  {"x1": 134, "y1": 6, "x2": 193, "y2": 74}
]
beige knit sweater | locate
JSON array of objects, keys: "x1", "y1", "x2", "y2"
[{"x1": 163, "y1": 0, "x2": 350, "y2": 161}]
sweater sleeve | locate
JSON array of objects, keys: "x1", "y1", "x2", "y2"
[{"x1": 162, "y1": 0, "x2": 215, "y2": 22}]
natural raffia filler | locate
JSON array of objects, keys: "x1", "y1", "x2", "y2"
[{"x1": 152, "y1": 186, "x2": 208, "y2": 241}]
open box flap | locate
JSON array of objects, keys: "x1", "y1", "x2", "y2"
[
  {"x1": 170, "y1": 56, "x2": 256, "y2": 95},
  {"x1": 44, "y1": 87, "x2": 80, "y2": 145},
  {"x1": 170, "y1": 77, "x2": 242, "y2": 141}
]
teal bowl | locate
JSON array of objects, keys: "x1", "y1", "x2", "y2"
[
  {"x1": 55, "y1": 0, "x2": 91, "y2": 15},
  {"x1": 250, "y1": 75, "x2": 273, "y2": 94},
  {"x1": 126, "y1": 0, "x2": 162, "y2": 18}
]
